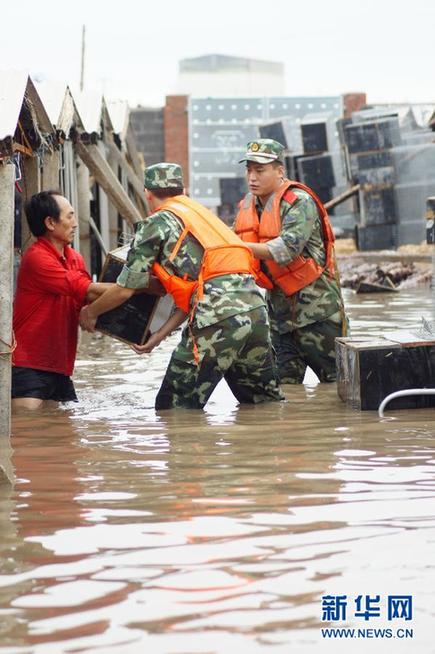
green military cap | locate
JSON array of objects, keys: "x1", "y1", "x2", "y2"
[
  {"x1": 239, "y1": 138, "x2": 285, "y2": 164},
  {"x1": 144, "y1": 162, "x2": 184, "y2": 189}
]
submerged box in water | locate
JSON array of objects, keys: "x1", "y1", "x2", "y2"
[
  {"x1": 336, "y1": 335, "x2": 435, "y2": 411},
  {"x1": 95, "y1": 244, "x2": 174, "y2": 346}
]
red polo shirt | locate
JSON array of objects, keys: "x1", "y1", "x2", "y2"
[{"x1": 13, "y1": 238, "x2": 91, "y2": 376}]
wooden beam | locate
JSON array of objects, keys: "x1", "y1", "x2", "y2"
[
  {"x1": 75, "y1": 141, "x2": 142, "y2": 226},
  {"x1": 125, "y1": 124, "x2": 145, "y2": 179},
  {"x1": 324, "y1": 184, "x2": 360, "y2": 211},
  {"x1": 106, "y1": 138, "x2": 148, "y2": 217},
  {"x1": 13, "y1": 143, "x2": 33, "y2": 157},
  {"x1": 89, "y1": 215, "x2": 108, "y2": 256}
]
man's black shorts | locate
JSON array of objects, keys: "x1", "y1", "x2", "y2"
[{"x1": 11, "y1": 367, "x2": 78, "y2": 402}]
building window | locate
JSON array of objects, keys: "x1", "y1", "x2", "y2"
[
  {"x1": 231, "y1": 104, "x2": 237, "y2": 110},
  {"x1": 244, "y1": 104, "x2": 250, "y2": 110},
  {"x1": 218, "y1": 104, "x2": 225, "y2": 110},
  {"x1": 193, "y1": 104, "x2": 199, "y2": 111},
  {"x1": 294, "y1": 103, "x2": 301, "y2": 109},
  {"x1": 194, "y1": 161, "x2": 199, "y2": 167},
  {"x1": 206, "y1": 104, "x2": 212, "y2": 110},
  {"x1": 308, "y1": 103, "x2": 314, "y2": 109}
]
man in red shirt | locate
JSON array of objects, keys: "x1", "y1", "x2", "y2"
[{"x1": 12, "y1": 190, "x2": 111, "y2": 409}]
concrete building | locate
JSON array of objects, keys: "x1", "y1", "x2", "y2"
[
  {"x1": 187, "y1": 95, "x2": 344, "y2": 210},
  {"x1": 129, "y1": 107, "x2": 165, "y2": 167},
  {"x1": 177, "y1": 54, "x2": 285, "y2": 98}
]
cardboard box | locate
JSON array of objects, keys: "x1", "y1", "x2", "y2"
[{"x1": 95, "y1": 244, "x2": 174, "y2": 346}]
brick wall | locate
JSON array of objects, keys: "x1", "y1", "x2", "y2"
[
  {"x1": 164, "y1": 95, "x2": 189, "y2": 191},
  {"x1": 343, "y1": 93, "x2": 367, "y2": 119}
]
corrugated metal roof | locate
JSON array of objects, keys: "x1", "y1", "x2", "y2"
[
  {"x1": 71, "y1": 89, "x2": 105, "y2": 135},
  {"x1": 35, "y1": 81, "x2": 79, "y2": 135},
  {"x1": 0, "y1": 70, "x2": 29, "y2": 141},
  {"x1": 373, "y1": 103, "x2": 435, "y2": 129},
  {"x1": 106, "y1": 100, "x2": 129, "y2": 137},
  {"x1": 35, "y1": 80, "x2": 68, "y2": 125}
]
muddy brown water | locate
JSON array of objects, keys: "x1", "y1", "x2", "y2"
[{"x1": 1, "y1": 288, "x2": 434, "y2": 653}]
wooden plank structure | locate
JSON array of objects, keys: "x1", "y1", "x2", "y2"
[
  {"x1": 0, "y1": 72, "x2": 149, "y2": 448},
  {"x1": 0, "y1": 73, "x2": 55, "y2": 448}
]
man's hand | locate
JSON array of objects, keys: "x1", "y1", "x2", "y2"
[
  {"x1": 80, "y1": 305, "x2": 97, "y2": 332},
  {"x1": 130, "y1": 331, "x2": 162, "y2": 354}
]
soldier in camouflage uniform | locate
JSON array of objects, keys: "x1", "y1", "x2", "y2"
[
  {"x1": 235, "y1": 139, "x2": 348, "y2": 384},
  {"x1": 80, "y1": 163, "x2": 283, "y2": 410}
]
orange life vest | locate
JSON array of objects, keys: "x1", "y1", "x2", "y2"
[
  {"x1": 151, "y1": 195, "x2": 256, "y2": 313},
  {"x1": 234, "y1": 179, "x2": 336, "y2": 296}
]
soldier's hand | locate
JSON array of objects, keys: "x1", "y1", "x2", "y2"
[{"x1": 131, "y1": 332, "x2": 162, "y2": 354}]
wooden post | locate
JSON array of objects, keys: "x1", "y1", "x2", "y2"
[
  {"x1": 42, "y1": 150, "x2": 60, "y2": 190},
  {"x1": 76, "y1": 158, "x2": 92, "y2": 272},
  {"x1": 75, "y1": 141, "x2": 142, "y2": 225},
  {"x1": 0, "y1": 163, "x2": 15, "y2": 445}
]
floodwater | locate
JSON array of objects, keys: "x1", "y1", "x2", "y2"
[{"x1": 1, "y1": 288, "x2": 434, "y2": 654}]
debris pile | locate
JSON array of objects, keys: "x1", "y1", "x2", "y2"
[{"x1": 338, "y1": 259, "x2": 431, "y2": 290}]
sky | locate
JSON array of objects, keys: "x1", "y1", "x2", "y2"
[{"x1": 1, "y1": 0, "x2": 434, "y2": 107}]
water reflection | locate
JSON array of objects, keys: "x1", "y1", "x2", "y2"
[{"x1": 0, "y1": 288, "x2": 434, "y2": 652}]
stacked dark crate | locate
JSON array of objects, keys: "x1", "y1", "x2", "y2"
[
  {"x1": 297, "y1": 116, "x2": 335, "y2": 208},
  {"x1": 426, "y1": 197, "x2": 435, "y2": 244},
  {"x1": 336, "y1": 336, "x2": 435, "y2": 411},
  {"x1": 393, "y1": 139, "x2": 435, "y2": 246},
  {"x1": 259, "y1": 122, "x2": 288, "y2": 148},
  {"x1": 344, "y1": 117, "x2": 401, "y2": 250},
  {"x1": 217, "y1": 177, "x2": 247, "y2": 225},
  {"x1": 296, "y1": 154, "x2": 335, "y2": 205}
]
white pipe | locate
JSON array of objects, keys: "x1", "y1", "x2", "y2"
[{"x1": 379, "y1": 389, "x2": 435, "y2": 418}]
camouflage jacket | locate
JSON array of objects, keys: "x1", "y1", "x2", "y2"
[
  {"x1": 257, "y1": 189, "x2": 346, "y2": 332},
  {"x1": 117, "y1": 209, "x2": 265, "y2": 329}
]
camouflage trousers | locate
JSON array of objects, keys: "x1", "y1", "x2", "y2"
[
  {"x1": 155, "y1": 307, "x2": 284, "y2": 410},
  {"x1": 272, "y1": 315, "x2": 344, "y2": 384}
]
